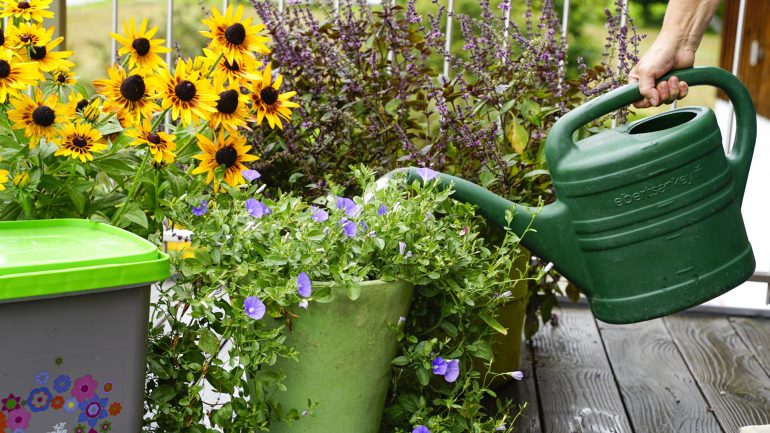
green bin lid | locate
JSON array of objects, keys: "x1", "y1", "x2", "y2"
[{"x1": 0, "y1": 219, "x2": 170, "y2": 301}]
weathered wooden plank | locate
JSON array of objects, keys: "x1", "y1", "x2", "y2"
[
  {"x1": 598, "y1": 318, "x2": 723, "y2": 433},
  {"x1": 731, "y1": 317, "x2": 770, "y2": 377},
  {"x1": 531, "y1": 305, "x2": 633, "y2": 433},
  {"x1": 665, "y1": 315, "x2": 770, "y2": 432},
  {"x1": 494, "y1": 341, "x2": 542, "y2": 433}
]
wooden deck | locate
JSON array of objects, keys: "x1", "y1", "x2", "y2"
[{"x1": 500, "y1": 304, "x2": 770, "y2": 433}]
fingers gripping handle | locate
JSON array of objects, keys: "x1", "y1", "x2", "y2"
[{"x1": 545, "y1": 67, "x2": 756, "y2": 203}]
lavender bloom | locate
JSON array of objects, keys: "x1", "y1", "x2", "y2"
[
  {"x1": 242, "y1": 169, "x2": 261, "y2": 181},
  {"x1": 415, "y1": 167, "x2": 438, "y2": 182},
  {"x1": 413, "y1": 426, "x2": 430, "y2": 433},
  {"x1": 510, "y1": 370, "x2": 524, "y2": 381},
  {"x1": 246, "y1": 198, "x2": 272, "y2": 218},
  {"x1": 311, "y1": 206, "x2": 329, "y2": 222},
  {"x1": 297, "y1": 272, "x2": 312, "y2": 297},
  {"x1": 444, "y1": 359, "x2": 460, "y2": 382},
  {"x1": 431, "y1": 357, "x2": 447, "y2": 375},
  {"x1": 336, "y1": 197, "x2": 359, "y2": 216},
  {"x1": 191, "y1": 200, "x2": 208, "y2": 216},
  {"x1": 378, "y1": 204, "x2": 387, "y2": 216},
  {"x1": 341, "y1": 219, "x2": 357, "y2": 237},
  {"x1": 244, "y1": 296, "x2": 266, "y2": 320}
]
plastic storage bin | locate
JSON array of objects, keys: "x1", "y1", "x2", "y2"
[{"x1": 0, "y1": 219, "x2": 169, "y2": 433}]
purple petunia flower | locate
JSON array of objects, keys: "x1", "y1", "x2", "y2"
[
  {"x1": 311, "y1": 206, "x2": 329, "y2": 222},
  {"x1": 413, "y1": 426, "x2": 430, "y2": 433},
  {"x1": 341, "y1": 219, "x2": 357, "y2": 237},
  {"x1": 378, "y1": 204, "x2": 388, "y2": 216},
  {"x1": 191, "y1": 200, "x2": 208, "y2": 216},
  {"x1": 298, "y1": 299, "x2": 308, "y2": 309},
  {"x1": 431, "y1": 357, "x2": 447, "y2": 375},
  {"x1": 415, "y1": 167, "x2": 438, "y2": 182},
  {"x1": 297, "y1": 272, "x2": 312, "y2": 297},
  {"x1": 244, "y1": 296, "x2": 266, "y2": 320},
  {"x1": 510, "y1": 370, "x2": 524, "y2": 381},
  {"x1": 336, "y1": 197, "x2": 359, "y2": 216},
  {"x1": 444, "y1": 359, "x2": 460, "y2": 383},
  {"x1": 399, "y1": 242, "x2": 407, "y2": 256},
  {"x1": 246, "y1": 198, "x2": 272, "y2": 218},
  {"x1": 242, "y1": 169, "x2": 261, "y2": 181}
]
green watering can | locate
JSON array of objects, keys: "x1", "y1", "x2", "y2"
[{"x1": 407, "y1": 66, "x2": 757, "y2": 324}]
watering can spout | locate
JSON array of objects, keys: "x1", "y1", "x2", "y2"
[{"x1": 398, "y1": 168, "x2": 592, "y2": 291}]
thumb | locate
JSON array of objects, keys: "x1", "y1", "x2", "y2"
[{"x1": 638, "y1": 72, "x2": 660, "y2": 106}]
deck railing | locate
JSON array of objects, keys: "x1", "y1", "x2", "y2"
[{"x1": 53, "y1": 0, "x2": 767, "y2": 302}]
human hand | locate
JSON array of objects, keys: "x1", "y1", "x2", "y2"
[{"x1": 629, "y1": 37, "x2": 694, "y2": 108}]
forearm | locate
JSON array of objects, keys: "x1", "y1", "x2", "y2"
[{"x1": 658, "y1": 0, "x2": 720, "y2": 50}]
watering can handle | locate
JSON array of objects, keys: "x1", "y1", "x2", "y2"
[{"x1": 546, "y1": 66, "x2": 757, "y2": 203}]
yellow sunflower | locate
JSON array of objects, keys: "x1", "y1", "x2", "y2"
[
  {"x1": 0, "y1": 0, "x2": 53, "y2": 23},
  {"x1": 7, "y1": 22, "x2": 52, "y2": 49},
  {"x1": 8, "y1": 89, "x2": 63, "y2": 148},
  {"x1": 0, "y1": 24, "x2": 15, "y2": 50},
  {"x1": 200, "y1": 5, "x2": 270, "y2": 65},
  {"x1": 0, "y1": 48, "x2": 41, "y2": 103},
  {"x1": 248, "y1": 64, "x2": 299, "y2": 130},
  {"x1": 202, "y1": 47, "x2": 260, "y2": 86},
  {"x1": 126, "y1": 119, "x2": 176, "y2": 164},
  {"x1": 111, "y1": 18, "x2": 170, "y2": 74},
  {"x1": 93, "y1": 65, "x2": 159, "y2": 126},
  {"x1": 192, "y1": 130, "x2": 258, "y2": 187},
  {"x1": 50, "y1": 68, "x2": 76, "y2": 88},
  {"x1": 0, "y1": 158, "x2": 8, "y2": 191},
  {"x1": 54, "y1": 123, "x2": 107, "y2": 162},
  {"x1": 156, "y1": 60, "x2": 217, "y2": 126},
  {"x1": 209, "y1": 77, "x2": 249, "y2": 133},
  {"x1": 25, "y1": 36, "x2": 74, "y2": 72}
]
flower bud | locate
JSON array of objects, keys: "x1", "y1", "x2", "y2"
[{"x1": 13, "y1": 172, "x2": 29, "y2": 187}]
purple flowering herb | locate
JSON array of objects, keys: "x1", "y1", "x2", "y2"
[
  {"x1": 415, "y1": 167, "x2": 438, "y2": 182},
  {"x1": 242, "y1": 169, "x2": 261, "y2": 181},
  {"x1": 511, "y1": 370, "x2": 524, "y2": 381},
  {"x1": 311, "y1": 206, "x2": 329, "y2": 222},
  {"x1": 244, "y1": 296, "x2": 266, "y2": 320},
  {"x1": 341, "y1": 219, "x2": 357, "y2": 238},
  {"x1": 413, "y1": 426, "x2": 430, "y2": 433},
  {"x1": 431, "y1": 357, "x2": 447, "y2": 375},
  {"x1": 444, "y1": 359, "x2": 460, "y2": 383},
  {"x1": 191, "y1": 200, "x2": 208, "y2": 217},
  {"x1": 246, "y1": 198, "x2": 272, "y2": 218},
  {"x1": 297, "y1": 272, "x2": 312, "y2": 297},
  {"x1": 336, "y1": 197, "x2": 359, "y2": 216},
  {"x1": 378, "y1": 204, "x2": 387, "y2": 216}
]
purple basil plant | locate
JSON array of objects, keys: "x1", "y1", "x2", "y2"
[{"x1": 249, "y1": 0, "x2": 641, "y2": 201}]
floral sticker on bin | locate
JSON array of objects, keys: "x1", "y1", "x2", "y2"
[
  {"x1": 52, "y1": 375, "x2": 71, "y2": 394},
  {"x1": 35, "y1": 371, "x2": 49, "y2": 386},
  {"x1": 1, "y1": 394, "x2": 21, "y2": 412},
  {"x1": 71, "y1": 375, "x2": 98, "y2": 402},
  {"x1": 27, "y1": 387, "x2": 53, "y2": 412},
  {"x1": 78, "y1": 395, "x2": 108, "y2": 427}
]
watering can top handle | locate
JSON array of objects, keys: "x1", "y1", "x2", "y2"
[{"x1": 547, "y1": 66, "x2": 757, "y2": 198}]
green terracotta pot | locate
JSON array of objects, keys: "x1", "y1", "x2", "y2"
[{"x1": 270, "y1": 279, "x2": 414, "y2": 433}]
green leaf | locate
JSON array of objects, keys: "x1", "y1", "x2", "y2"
[
  {"x1": 566, "y1": 283, "x2": 581, "y2": 303},
  {"x1": 122, "y1": 206, "x2": 149, "y2": 228},
  {"x1": 391, "y1": 356, "x2": 409, "y2": 366},
  {"x1": 416, "y1": 367, "x2": 430, "y2": 386},
  {"x1": 480, "y1": 313, "x2": 508, "y2": 335},
  {"x1": 151, "y1": 384, "x2": 178, "y2": 403},
  {"x1": 198, "y1": 328, "x2": 220, "y2": 354},
  {"x1": 64, "y1": 183, "x2": 85, "y2": 214},
  {"x1": 439, "y1": 322, "x2": 458, "y2": 337},
  {"x1": 384, "y1": 99, "x2": 400, "y2": 114}
]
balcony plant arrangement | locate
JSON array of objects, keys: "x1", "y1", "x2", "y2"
[{"x1": 149, "y1": 165, "x2": 534, "y2": 432}]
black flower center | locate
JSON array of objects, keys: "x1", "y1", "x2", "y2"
[
  {"x1": 30, "y1": 45, "x2": 46, "y2": 60},
  {"x1": 147, "y1": 133, "x2": 161, "y2": 144},
  {"x1": 120, "y1": 74, "x2": 146, "y2": 102},
  {"x1": 0, "y1": 60, "x2": 10, "y2": 79},
  {"x1": 174, "y1": 80, "x2": 196, "y2": 102},
  {"x1": 260, "y1": 87, "x2": 278, "y2": 105},
  {"x1": 56, "y1": 72, "x2": 67, "y2": 83},
  {"x1": 216, "y1": 90, "x2": 239, "y2": 114},
  {"x1": 132, "y1": 38, "x2": 151, "y2": 56},
  {"x1": 215, "y1": 146, "x2": 238, "y2": 167},
  {"x1": 224, "y1": 23, "x2": 246, "y2": 45},
  {"x1": 18, "y1": 1, "x2": 30, "y2": 9},
  {"x1": 224, "y1": 59, "x2": 240, "y2": 71},
  {"x1": 20, "y1": 34, "x2": 31, "y2": 43},
  {"x1": 0, "y1": 30, "x2": 5, "y2": 47},
  {"x1": 32, "y1": 106, "x2": 55, "y2": 127},
  {"x1": 72, "y1": 137, "x2": 88, "y2": 148},
  {"x1": 76, "y1": 99, "x2": 89, "y2": 112}
]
